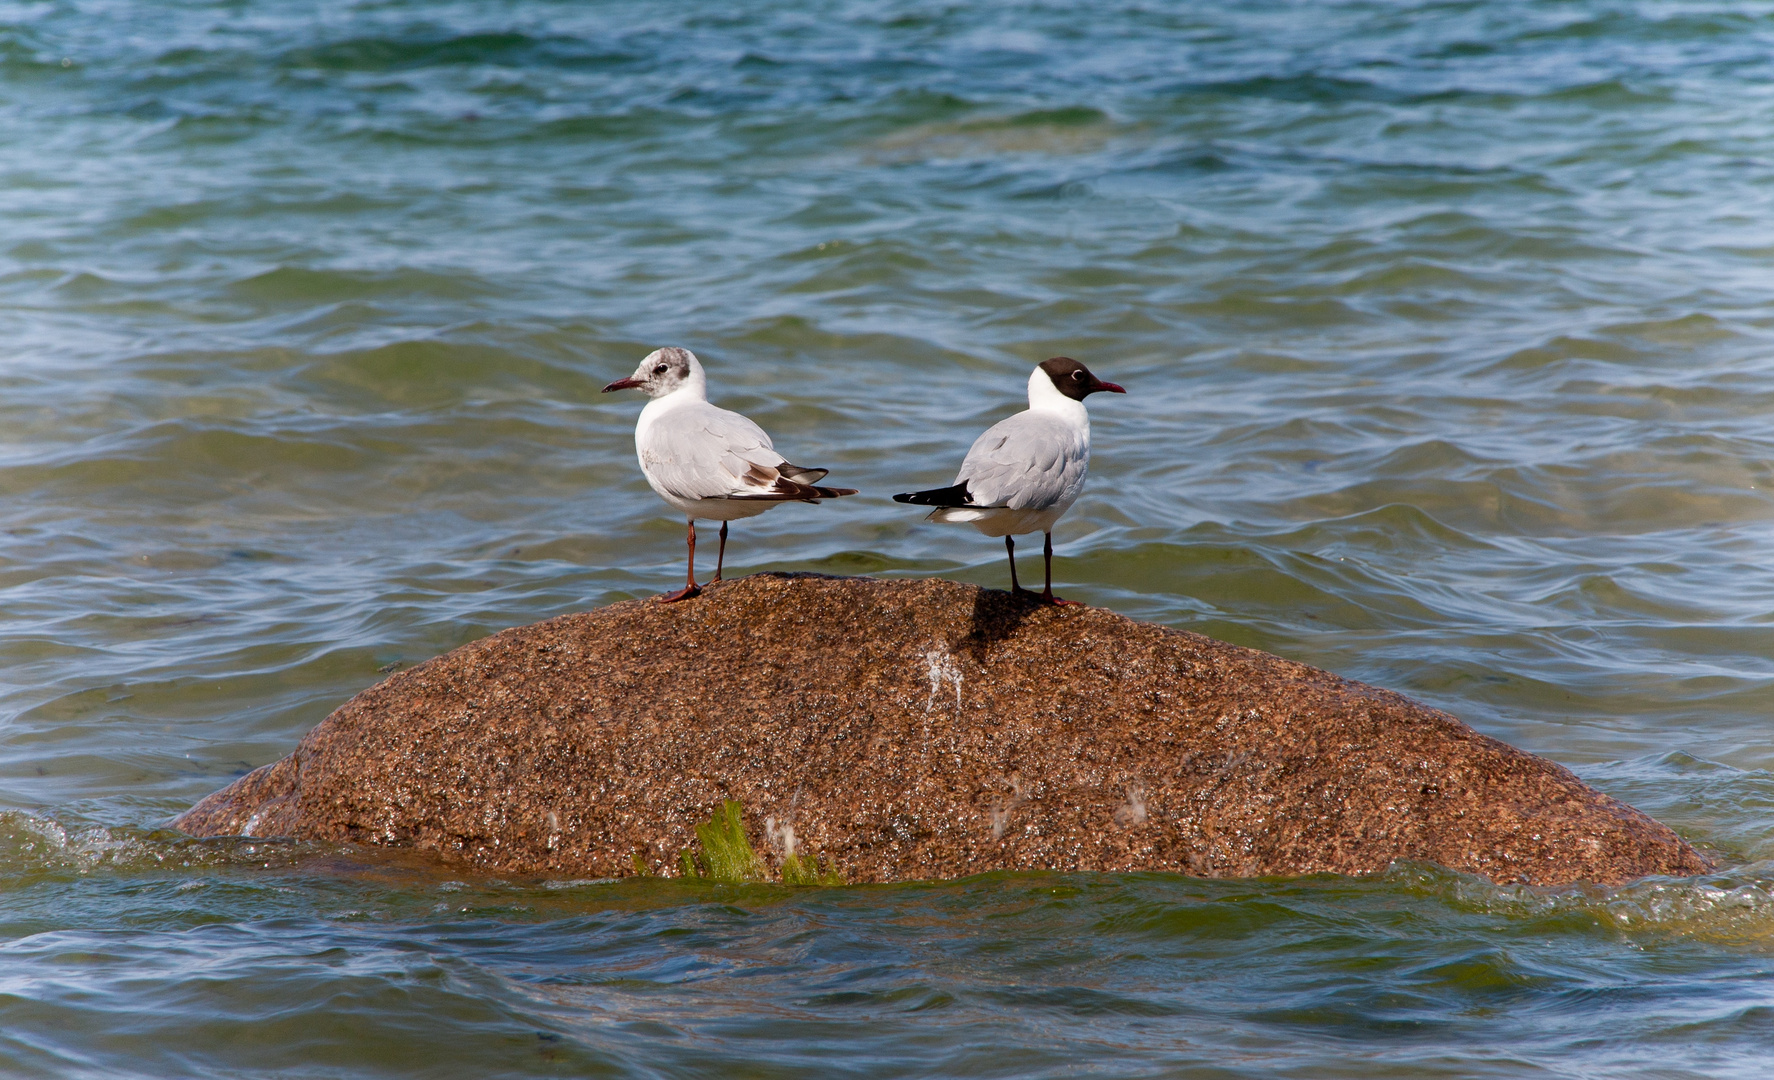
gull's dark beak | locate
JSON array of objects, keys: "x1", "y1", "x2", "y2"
[
  {"x1": 1091, "y1": 379, "x2": 1126, "y2": 395},
  {"x1": 602, "y1": 377, "x2": 642, "y2": 393}
]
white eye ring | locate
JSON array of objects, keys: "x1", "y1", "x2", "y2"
[{"x1": 654, "y1": 365, "x2": 668, "y2": 374}]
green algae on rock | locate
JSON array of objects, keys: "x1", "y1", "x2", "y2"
[{"x1": 174, "y1": 575, "x2": 1710, "y2": 886}]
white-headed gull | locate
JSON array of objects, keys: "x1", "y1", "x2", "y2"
[
  {"x1": 893, "y1": 357, "x2": 1124, "y2": 604},
  {"x1": 603, "y1": 347, "x2": 857, "y2": 602}
]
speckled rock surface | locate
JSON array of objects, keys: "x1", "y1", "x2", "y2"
[{"x1": 176, "y1": 574, "x2": 1709, "y2": 886}]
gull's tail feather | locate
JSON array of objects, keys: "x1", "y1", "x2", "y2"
[
  {"x1": 727, "y1": 462, "x2": 858, "y2": 502},
  {"x1": 725, "y1": 482, "x2": 856, "y2": 502},
  {"x1": 777, "y1": 463, "x2": 830, "y2": 485},
  {"x1": 892, "y1": 483, "x2": 972, "y2": 508},
  {"x1": 927, "y1": 506, "x2": 991, "y2": 523}
]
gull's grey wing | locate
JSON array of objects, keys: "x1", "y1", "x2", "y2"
[
  {"x1": 953, "y1": 411, "x2": 1087, "y2": 510},
  {"x1": 639, "y1": 401, "x2": 789, "y2": 500}
]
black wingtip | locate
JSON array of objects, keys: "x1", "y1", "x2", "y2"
[{"x1": 893, "y1": 484, "x2": 972, "y2": 507}]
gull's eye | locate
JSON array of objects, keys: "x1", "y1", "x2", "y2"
[
  {"x1": 1071, "y1": 370, "x2": 1084, "y2": 380},
  {"x1": 654, "y1": 364, "x2": 668, "y2": 374}
]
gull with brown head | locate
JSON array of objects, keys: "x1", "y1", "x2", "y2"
[{"x1": 893, "y1": 357, "x2": 1124, "y2": 604}]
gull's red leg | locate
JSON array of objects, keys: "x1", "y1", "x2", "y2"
[
  {"x1": 1007, "y1": 535, "x2": 1037, "y2": 597},
  {"x1": 660, "y1": 518, "x2": 702, "y2": 603},
  {"x1": 713, "y1": 522, "x2": 728, "y2": 583},
  {"x1": 1043, "y1": 531, "x2": 1079, "y2": 605}
]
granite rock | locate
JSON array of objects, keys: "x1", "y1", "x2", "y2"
[{"x1": 176, "y1": 574, "x2": 1709, "y2": 886}]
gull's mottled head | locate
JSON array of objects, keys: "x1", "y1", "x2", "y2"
[{"x1": 603, "y1": 347, "x2": 703, "y2": 399}]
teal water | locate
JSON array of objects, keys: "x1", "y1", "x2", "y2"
[{"x1": 6, "y1": 1, "x2": 1774, "y2": 1075}]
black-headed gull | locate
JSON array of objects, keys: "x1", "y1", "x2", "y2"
[
  {"x1": 893, "y1": 357, "x2": 1124, "y2": 604},
  {"x1": 603, "y1": 347, "x2": 857, "y2": 602}
]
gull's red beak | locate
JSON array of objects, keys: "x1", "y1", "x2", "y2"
[
  {"x1": 1094, "y1": 380, "x2": 1126, "y2": 394},
  {"x1": 602, "y1": 377, "x2": 642, "y2": 393}
]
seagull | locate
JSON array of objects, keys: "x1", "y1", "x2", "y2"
[
  {"x1": 603, "y1": 347, "x2": 857, "y2": 602},
  {"x1": 893, "y1": 357, "x2": 1124, "y2": 604}
]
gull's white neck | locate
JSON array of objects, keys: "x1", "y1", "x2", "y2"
[
  {"x1": 635, "y1": 374, "x2": 709, "y2": 444},
  {"x1": 1026, "y1": 367, "x2": 1089, "y2": 429},
  {"x1": 642, "y1": 370, "x2": 708, "y2": 410}
]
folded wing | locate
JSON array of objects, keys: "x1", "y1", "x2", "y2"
[
  {"x1": 952, "y1": 412, "x2": 1084, "y2": 510},
  {"x1": 642, "y1": 402, "x2": 855, "y2": 502}
]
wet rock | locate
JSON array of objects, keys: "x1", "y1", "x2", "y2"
[{"x1": 175, "y1": 574, "x2": 1709, "y2": 886}]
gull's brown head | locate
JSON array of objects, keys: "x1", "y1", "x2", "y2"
[{"x1": 1039, "y1": 356, "x2": 1125, "y2": 401}]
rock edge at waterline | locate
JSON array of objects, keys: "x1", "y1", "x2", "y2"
[{"x1": 176, "y1": 574, "x2": 1709, "y2": 886}]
